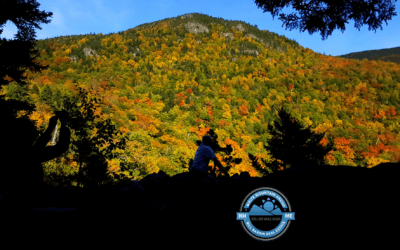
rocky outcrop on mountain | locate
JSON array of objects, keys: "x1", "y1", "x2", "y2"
[
  {"x1": 246, "y1": 33, "x2": 257, "y2": 39},
  {"x1": 183, "y1": 22, "x2": 210, "y2": 34},
  {"x1": 68, "y1": 56, "x2": 78, "y2": 62},
  {"x1": 234, "y1": 23, "x2": 246, "y2": 32},
  {"x1": 220, "y1": 32, "x2": 234, "y2": 39},
  {"x1": 221, "y1": 25, "x2": 264, "y2": 50},
  {"x1": 83, "y1": 47, "x2": 99, "y2": 57},
  {"x1": 243, "y1": 49, "x2": 259, "y2": 56},
  {"x1": 129, "y1": 47, "x2": 140, "y2": 57},
  {"x1": 180, "y1": 14, "x2": 193, "y2": 19},
  {"x1": 247, "y1": 33, "x2": 263, "y2": 43}
]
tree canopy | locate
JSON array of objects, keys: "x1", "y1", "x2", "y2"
[
  {"x1": 250, "y1": 105, "x2": 335, "y2": 176},
  {"x1": 1, "y1": 11, "x2": 399, "y2": 182},
  {"x1": 253, "y1": 0, "x2": 398, "y2": 40},
  {"x1": 0, "y1": 0, "x2": 53, "y2": 120}
]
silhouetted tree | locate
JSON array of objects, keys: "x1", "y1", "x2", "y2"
[
  {"x1": 60, "y1": 87, "x2": 128, "y2": 188},
  {"x1": 0, "y1": 0, "x2": 52, "y2": 122},
  {"x1": 249, "y1": 105, "x2": 335, "y2": 176},
  {"x1": 253, "y1": 0, "x2": 397, "y2": 40}
]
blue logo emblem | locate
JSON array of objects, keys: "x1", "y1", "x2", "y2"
[{"x1": 236, "y1": 187, "x2": 295, "y2": 242}]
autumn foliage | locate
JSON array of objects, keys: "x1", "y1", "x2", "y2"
[{"x1": 3, "y1": 13, "x2": 400, "y2": 185}]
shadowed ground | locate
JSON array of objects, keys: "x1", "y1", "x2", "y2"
[{"x1": 1, "y1": 163, "x2": 398, "y2": 248}]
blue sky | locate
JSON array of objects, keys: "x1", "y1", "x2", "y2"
[{"x1": 1, "y1": 0, "x2": 400, "y2": 56}]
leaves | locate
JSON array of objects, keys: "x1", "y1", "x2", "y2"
[
  {"x1": 61, "y1": 86, "x2": 128, "y2": 187},
  {"x1": 2, "y1": 12, "x2": 399, "y2": 184},
  {"x1": 254, "y1": 105, "x2": 334, "y2": 175}
]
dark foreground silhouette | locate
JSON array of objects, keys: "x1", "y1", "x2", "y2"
[
  {"x1": 0, "y1": 110, "x2": 398, "y2": 247},
  {"x1": 0, "y1": 162, "x2": 398, "y2": 248},
  {"x1": 0, "y1": 112, "x2": 70, "y2": 211}
]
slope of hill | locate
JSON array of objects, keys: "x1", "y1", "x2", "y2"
[
  {"x1": 2, "y1": 12, "x2": 400, "y2": 187},
  {"x1": 336, "y1": 46, "x2": 400, "y2": 65}
]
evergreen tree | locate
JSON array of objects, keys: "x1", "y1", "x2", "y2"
[
  {"x1": 52, "y1": 89, "x2": 63, "y2": 109},
  {"x1": 39, "y1": 85, "x2": 53, "y2": 106},
  {"x1": 4, "y1": 81, "x2": 32, "y2": 104},
  {"x1": 32, "y1": 84, "x2": 39, "y2": 95},
  {"x1": 249, "y1": 105, "x2": 335, "y2": 177},
  {"x1": 0, "y1": 0, "x2": 52, "y2": 121}
]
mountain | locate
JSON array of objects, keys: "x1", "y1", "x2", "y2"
[
  {"x1": 336, "y1": 46, "x2": 400, "y2": 65},
  {"x1": 3, "y1": 12, "x2": 400, "y2": 186}
]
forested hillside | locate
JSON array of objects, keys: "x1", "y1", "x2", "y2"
[
  {"x1": 2, "y1": 12, "x2": 400, "y2": 187},
  {"x1": 337, "y1": 46, "x2": 400, "y2": 65}
]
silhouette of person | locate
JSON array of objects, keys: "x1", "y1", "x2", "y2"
[
  {"x1": 188, "y1": 135, "x2": 229, "y2": 197},
  {"x1": 0, "y1": 111, "x2": 71, "y2": 212}
]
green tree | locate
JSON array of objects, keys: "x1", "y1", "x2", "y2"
[
  {"x1": 4, "y1": 82, "x2": 32, "y2": 104},
  {"x1": 249, "y1": 105, "x2": 335, "y2": 176},
  {"x1": 32, "y1": 84, "x2": 39, "y2": 95},
  {"x1": 253, "y1": 0, "x2": 397, "y2": 40},
  {"x1": 39, "y1": 85, "x2": 53, "y2": 106}
]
